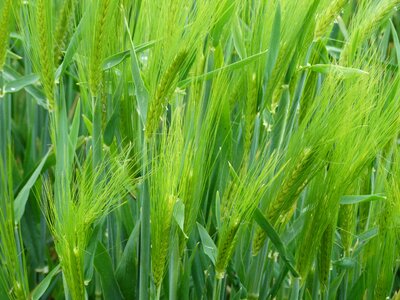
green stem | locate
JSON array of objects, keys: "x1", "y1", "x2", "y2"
[
  {"x1": 213, "y1": 276, "x2": 223, "y2": 300},
  {"x1": 248, "y1": 241, "x2": 268, "y2": 299},
  {"x1": 340, "y1": 270, "x2": 348, "y2": 299},
  {"x1": 312, "y1": 267, "x2": 319, "y2": 300},
  {"x1": 289, "y1": 277, "x2": 300, "y2": 300},
  {"x1": 63, "y1": 273, "x2": 72, "y2": 300},
  {"x1": 92, "y1": 95, "x2": 103, "y2": 169},
  {"x1": 0, "y1": 69, "x2": 4, "y2": 96},
  {"x1": 0, "y1": 70, "x2": 7, "y2": 167},
  {"x1": 156, "y1": 285, "x2": 161, "y2": 300},
  {"x1": 169, "y1": 234, "x2": 179, "y2": 300},
  {"x1": 139, "y1": 143, "x2": 150, "y2": 300},
  {"x1": 95, "y1": 272, "x2": 102, "y2": 300},
  {"x1": 13, "y1": 224, "x2": 24, "y2": 279}
]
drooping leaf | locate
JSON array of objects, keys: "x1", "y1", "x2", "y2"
[
  {"x1": 197, "y1": 222, "x2": 217, "y2": 265},
  {"x1": 179, "y1": 49, "x2": 269, "y2": 88},
  {"x1": 94, "y1": 242, "x2": 124, "y2": 300},
  {"x1": 103, "y1": 112, "x2": 119, "y2": 146},
  {"x1": 102, "y1": 40, "x2": 157, "y2": 70},
  {"x1": 31, "y1": 265, "x2": 61, "y2": 300},
  {"x1": 301, "y1": 64, "x2": 369, "y2": 78},
  {"x1": 4, "y1": 73, "x2": 40, "y2": 93},
  {"x1": 173, "y1": 199, "x2": 187, "y2": 238},
  {"x1": 14, "y1": 150, "x2": 51, "y2": 223},
  {"x1": 253, "y1": 208, "x2": 299, "y2": 277},
  {"x1": 340, "y1": 194, "x2": 385, "y2": 205}
]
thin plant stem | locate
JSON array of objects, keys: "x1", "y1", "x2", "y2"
[{"x1": 139, "y1": 143, "x2": 150, "y2": 300}]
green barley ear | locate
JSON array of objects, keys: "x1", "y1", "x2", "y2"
[
  {"x1": 215, "y1": 218, "x2": 240, "y2": 279},
  {"x1": 43, "y1": 150, "x2": 136, "y2": 299},
  {"x1": 374, "y1": 153, "x2": 400, "y2": 299},
  {"x1": 36, "y1": 0, "x2": 55, "y2": 109},
  {"x1": 228, "y1": 75, "x2": 244, "y2": 110},
  {"x1": 89, "y1": 0, "x2": 117, "y2": 96},
  {"x1": 338, "y1": 203, "x2": 355, "y2": 256},
  {"x1": 18, "y1": 0, "x2": 56, "y2": 109},
  {"x1": 357, "y1": 168, "x2": 373, "y2": 232},
  {"x1": 243, "y1": 72, "x2": 258, "y2": 161},
  {"x1": 145, "y1": 50, "x2": 189, "y2": 139},
  {"x1": 149, "y1": 109, "x2": 187, "y2": 292},
  {"x1": 54, "y1": 0, "x2": 77, "y2": 64},
  {"x1": 267, "y1": 147, "x2": 314, "y2": 224},
  {"x1": 216, "y1": 151, "x2": 279, "y2": 278},
  {"x1": 17, "y1": 0, "x2": 56, "y2": 108},
  {"x1": 341, "y1": 0, "x2": 400, "y2": 64},
  {"x1": 317, "y1": 223, "x2": 334, "y2": 290},
  {"x1": 252, "y1": 147, "x2": 315, "y2": 256},
  {"x1": 0, "y1": 0, "x2": 12, "y2": 71},
  {"x1": 314, "y1": 0, "x2": 347, "y2": 41}
]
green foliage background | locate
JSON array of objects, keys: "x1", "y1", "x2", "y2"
[{"x1": 0, "y1": 0, "x2": 400, "y2": 299}]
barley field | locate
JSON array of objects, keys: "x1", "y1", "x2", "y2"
[{"x1": 1, "y1": 0, "x2": 400, "y2": 299}]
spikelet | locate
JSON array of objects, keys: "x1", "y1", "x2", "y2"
[
  {"x1": 52, "y1": 230, "x2": 86, "y2": 300},
  {"x1": 89, "y1": 0, "x2": 112, "y2": 96},
  {"x1": 374, "y1": 186, "x2": 398, "y2": 299},
  {"x1": 73, "y1": 247, "x2": 85, "y2": 299},
  {"x1": 215, "y1": 221, "x2": 240, "y2": 279},
  {"x1": 0, "y1": 0, "x2": 12, "y2": 71},
  {"x1": 252, "y1": 226, "x2": 267, "y2": 257},
  {"x1": 13, "y1": 282, "x2": 26, "y2": 300},
  {"x1": 151, "y1": 193, "x2": 175, "y2": 288},
  {"x1": 252, "y1": 148, "x2": 314, "y2": 255},
  {"x1": 228, "y1": 76, "x2": 243, "y2": 110},
  {"x1": 377, "y1": 196, "x2": 393, "y2": 238},
  {"x1": 179, "y1": 165, "x2": 195, "y2": 255},
  {"x1": 244, "y1": 73, "x2": 258, "y2": 160},
  {"x1": 58, "y1": 245, "x2": 85, "y2": 300},
  {"x1": 268, "y1": 147, "x2": 314, "y2": 222},
  {"x1": 145, "y1": 50, "x2": 188, "y2": 139},
  {"x1": 295, "y1": 193, "x2": 330, "y2": 281},
  {"x1": 296, "y1": 226, "x2": 316, "y2": 281},
  {"x1": 314, "y1": 0, "x2": 347, "y2": 40},
  {"x1": 37, "y1": 0, "x2": 55, "y2": 109},
  {"x1": 222, "y1": 179, "x2": 239, "y2": 217},
  {"x1": 358, "y1": 201, "x2": 370, "y2": 232},
  {"x1": 191, "y1": 51, "x2": 206, "y2": 106},
  {"x1": 375, "y1": 272, "x2": 387, "y2": 300},
  {"x1": 54, "y1": 0, "x2": 76, "y2": 64},
  {"x1": 338, "y1": 204, "x2": 355, "y2": 255},
  {"x1": 374, "y1": 232, "x2": 396, "y2": 299},
  {"x1": 317, "y1": 224, "x2": 334, "y2": 290}
]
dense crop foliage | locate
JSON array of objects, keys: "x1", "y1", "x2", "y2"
[{"x1": 1, "y1": 0, "x2": 400, "y2": 299}]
